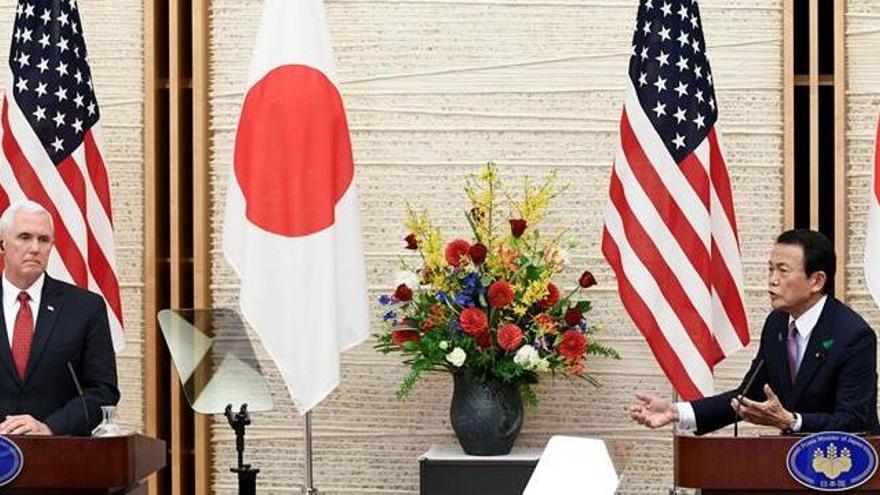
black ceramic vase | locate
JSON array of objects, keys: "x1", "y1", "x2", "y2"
[{"x1": 449, "y1": 372, "x2": 523, "y2": 456}]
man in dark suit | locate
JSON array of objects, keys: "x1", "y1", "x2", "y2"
[
  {"x1": 0, "y1": 200, "x2": 118, "y2": 436},
  {"x1": 629, "y1": 229, "x2": 879, "y2": 435}
]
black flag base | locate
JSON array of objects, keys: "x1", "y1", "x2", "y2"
[{"x1": 226, "y1": 403, "x2": 260, "y2": 495}]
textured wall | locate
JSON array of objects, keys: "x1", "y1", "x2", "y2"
[
  {"x1": 209, "y1": 0, "x2": 782, "y2": 493},
  {"x1": 0, "y1": 0, "x2": 144, "y2": 429},
  {"x1": 847, "y1": 2, "x2": 880, "y2": 337}
]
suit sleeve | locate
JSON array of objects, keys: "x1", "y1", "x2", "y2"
[
  {"x1": 799, "y1": 327, "x2": 877, "y2": 433},
  {"x1": 690, "y1": 331, "x2": 770, "y2": 436},
  {"x1": 44, "y1": 293, "x2": 119, "y2": 436}
]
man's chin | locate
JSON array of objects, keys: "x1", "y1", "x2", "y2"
[{"x1": 20, "y1": 267, "x2": 44, "y2": 278}]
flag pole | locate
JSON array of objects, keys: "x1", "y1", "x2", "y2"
[{"x1": 303, "y1": 410, "x2": 318, "y2": 494}]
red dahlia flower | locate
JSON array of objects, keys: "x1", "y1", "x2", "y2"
[
  {"x1": 459, "y1": 307, "x2": 488, "y2": 335},
  {"x1": 487, "y1": 281, "x2": 515, "y2": 308},
  {"x1": 445, "y1": 239, "x2": 471, "y2": 267},
  {"x1": 497, "y1": 323, "x2": 524, "y2": 351},
  {"x1": 558, "y1": 330, "x2": 588, "y2": 361}
]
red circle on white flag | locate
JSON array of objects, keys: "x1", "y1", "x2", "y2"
[{"x1": 233, "y1": 64, "x2": 354, "y2": 237}]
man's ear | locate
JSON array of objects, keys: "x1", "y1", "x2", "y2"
[{"x1": 809, "y1": 270, "x2": 827, "y2": 294}]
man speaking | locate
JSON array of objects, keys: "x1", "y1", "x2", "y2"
[
  {"x1": 0, "y1": 200, "x2": 118, "y2": 436},
  {"x1": 630, "y1": 229, "x2": 880, "y2": 435}
]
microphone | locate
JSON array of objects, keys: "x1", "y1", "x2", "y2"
[
  {"x1": 733, "y1": 358, "x2": 765, "y2": 438},
  {"x1": 67, "y1": 361, "x2": 90, "y2": 432}
]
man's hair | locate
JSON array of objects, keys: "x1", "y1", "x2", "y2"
[
  {"x1": 776, "y1": 229, "x2": 835, "y2": 295},
  {"x1": 0, "y1": 200, "x2": 54, "y2": 236}
]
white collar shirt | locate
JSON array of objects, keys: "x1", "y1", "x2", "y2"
[
  {"x1": 788, "y1": 295, "x2": 828, "y2": 369},
  {"x1": 2, "y1": 273, "x2": 45, "y2": 347}
]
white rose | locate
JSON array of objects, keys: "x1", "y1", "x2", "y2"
[
  {"x1": 513, "y1": 345, "x2": 539, "y2": 370},
  {"x1": 536, "y1": 358, "x2": 550, "y2": 372},
  {"x1": 395, "y1": 270, "x2": 421, "y2": 290},
  {"x1": 446, "y1": 347, "x2": 466, "y2": 367},
  {"x1": 439, "y1": 340, "x2": 449, "y2": 350}
]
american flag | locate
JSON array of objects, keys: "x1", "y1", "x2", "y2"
[
  {"x1": 602, "y1": 0, "x2": 748, "y2": 400},
  {"x1": 0, "y1": 0, "x2": 123, "y2": 350}
]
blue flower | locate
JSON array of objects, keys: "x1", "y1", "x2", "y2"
[
  {"x1": 382, "y1": 310, "x2": 397, "y2": 322},
  {"x1": 378, "y1": 295, "x2": 392, "y2": 306},
  {"x1": 437, "y1": 291, "x2": 448, "y2": 304},
  {"x1": 453, "y1": 292, "x2": 474, "y2": 307},
  {"x1": 449, "y1": 321, "x2": 463, "y2": 337}
]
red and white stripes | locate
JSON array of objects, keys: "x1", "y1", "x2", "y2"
[
  {"x1": 603, "y1": 82, "x2": 748, "y2": 400},
  {"x1": 0, "y1": 90, "x2": 123, "y2": 351}
]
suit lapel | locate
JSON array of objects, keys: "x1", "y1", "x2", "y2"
[
  {"x1": 23, "y1": 275, "x2": 63, "y2": 383},
  {"x1": 790, "y1": 298, "x2": 835, "y2": 405},
  {"x1": 0, "y1": 283, "x2": 19, "y2": 384}
]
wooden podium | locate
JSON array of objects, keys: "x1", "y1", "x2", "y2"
[
  {"x1": 675, "y1": 435, "x2": 880, "y2": 493},
  {"x1": 0, "y1": 434, "x2": 166, "y2": 494}
]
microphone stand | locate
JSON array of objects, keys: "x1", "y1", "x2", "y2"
[
  {"x1": 303, "y1": 411, "x2": 317, "y2": 495},
  {"x1": 668, "y1": 391, "x2": 683, "y2": 495},
  {"x1": 734, "y1": 359, "x2": 765, "y2": 438},
  {"x1": 225, "y1": 403, "x2": 259, "y2": 495}
]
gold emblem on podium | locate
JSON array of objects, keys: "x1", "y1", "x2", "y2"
[{"x1": 812, "y1": 443, "x2": 852, "y2": 479}]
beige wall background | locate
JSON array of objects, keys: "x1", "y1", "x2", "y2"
[
  {"x1": 209, "y1": 0, "x2": 786, "y2": 493},
  {"x1": 0, "y1": 0, "x2": 145, "y2": 429},
  {"x1": 847, "y1": 1, "x2": 880, "y2": 337},
  {"x1": 6, "y1": 0, "x2": 880, "y2": 493}
]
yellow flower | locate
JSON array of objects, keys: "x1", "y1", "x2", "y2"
[
  {"x1": 404, "y1": 205, "x2": 446, "y2": 274},
  {"x1": 514, "y1": 171, "x2": 568, "y2": 224}
]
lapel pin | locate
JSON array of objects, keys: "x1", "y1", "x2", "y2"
[{"x1": 47, "y1": 305, "x2": 54, "y2": 312}]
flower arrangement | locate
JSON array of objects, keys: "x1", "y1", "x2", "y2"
[{"x1": 375, "y1": 163, "x2": 618, "y2": 405}]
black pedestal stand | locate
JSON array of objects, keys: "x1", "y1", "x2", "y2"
[{"x1": 226, "y1": 403, "x2": 260, "y2": 495}]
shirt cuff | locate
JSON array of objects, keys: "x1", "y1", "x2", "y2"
[
  {"x1": 675, "y1": 402, "x2": 697, "y2": 431},
  {"x1": 791, "y1": 412, "x2": 802, "y2": 432}
]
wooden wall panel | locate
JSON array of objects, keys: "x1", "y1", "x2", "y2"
[{"x1": 144, "y1": 0, "x2": 211, "y2": 491}]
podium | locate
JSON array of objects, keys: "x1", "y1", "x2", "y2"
[
  {"x1": 675, "y1": 435, "x2": 880, "y2": 493},
  {"x1": 1, "y1": 434, "x2": 165, "y2": 494}
]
